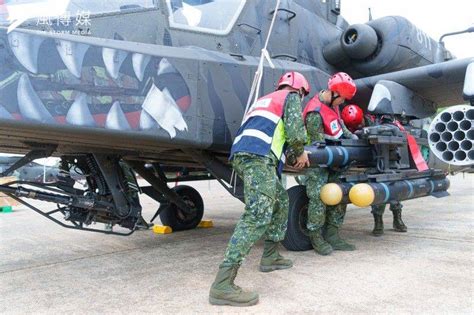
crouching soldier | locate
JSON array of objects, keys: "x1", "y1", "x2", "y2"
[
  {"x1": 341, "y1": 104, "x2": 408, "y2": 236},
  {"x1": 303, "y1": 72, "x2": 358, "y2": 256}
]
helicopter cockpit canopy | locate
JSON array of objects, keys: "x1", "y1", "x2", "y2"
[{"x1": 166, "y1": 0, "x2": 246, "y2": 35}]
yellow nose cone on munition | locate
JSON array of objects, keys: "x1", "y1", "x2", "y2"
[
  {"x1": 349, "y1": 183, "x2": 375, "y2": 207},
  {"x1": 320, "y1": 183, "x2": 343, "y2": 205}
]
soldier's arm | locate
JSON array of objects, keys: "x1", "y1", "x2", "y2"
[
  {"x1": 341, "y1": 121, "x2": 354, "y2": 138},
  {"x1": 283, "y1": 92, "x2": 307, "y2": 157},
  {"x1": 306, "y1": 112, "x2": 325, "y2": 143}
]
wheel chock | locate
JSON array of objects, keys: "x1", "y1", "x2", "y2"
[
  {"x1": 152, "y1": 225, "x2": 173, "y2": 234},
  {"x1": 0, "y1": 206, "x2": 13, "y2": 213},
  {"x1": 198, "y1": 220, "x2": 213, "y2": 228}
]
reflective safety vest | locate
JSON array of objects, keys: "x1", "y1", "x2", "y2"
[
  {"x1": 303, "y1": 97, "x2": 343, "y2": 140},
  {"x1": 230, "y1": 90, "x2": 290, "y2": 172}
]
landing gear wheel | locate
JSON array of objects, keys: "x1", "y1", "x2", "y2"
[
  {"x1": 159, "y1": 185, "x2": 204, "y2": 231},
  {"x1": 282, "y1": 185, "x2": 312, "y2": 251}
]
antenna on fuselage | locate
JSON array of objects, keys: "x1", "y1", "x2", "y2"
[{"x1": 368, "y1": 7, "x2": 373, "y2": 21}]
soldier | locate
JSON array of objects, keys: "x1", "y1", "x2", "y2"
[
  {"x1": 340, "y1": 104, "x2": 408, "y2": 236},
  {"x1": 371, "y1": 202, "x2": 407, "y2": 236},
  {"x1": 302, "y1": 72, "x2": 358, "y2": 256},
  {"x1": 209, "y1": 72, "x2": 311, "y2": 306}
]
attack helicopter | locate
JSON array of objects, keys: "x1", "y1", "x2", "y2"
[{"x1": 0, "y1": 0, "x2": 471, "y2": 249}]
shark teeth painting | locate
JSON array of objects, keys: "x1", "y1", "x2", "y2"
[
  {"x1": 102, "y1": 47, "x2": 129, "y2": 80},
  {"x1": 142, "y1": 84, "x2": 188, "y2": 138},
  {"x1": 8, "y1": 31, "x2": 45, "y2": 74},
  {"x1": 66, "y1": 93, "x2": 96, "y2": 127},
  {"x1": 157, "y1": 58, "x2": 178, "y2": 76},
  {"x1": 56, "y1": 40, "x2": 90, "y2": 79},
  {"x1": 17, "y1": 74, "x2": 55, "y2": 124},
  {"x1": 106, "y1": 101, "x2": 131, "y2": 130},
  {"x1": 132, "y1": 53, "x2": 151, "y2": 82},
  {"x1": 139, "y1": 109, "x2": 159, "y2": 130}
]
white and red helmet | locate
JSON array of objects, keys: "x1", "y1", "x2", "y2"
[{"x1": 277, "y1": 71, "x2": 310, "y2": 95}]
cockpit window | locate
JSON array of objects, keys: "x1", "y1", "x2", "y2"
[{"x1": 166, "y1": 0, "x2": 246, "y2": 35}]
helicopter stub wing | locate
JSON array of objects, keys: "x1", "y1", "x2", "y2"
[{"x1": 354, "y1": 57, "x2": 474, "y2": 112}]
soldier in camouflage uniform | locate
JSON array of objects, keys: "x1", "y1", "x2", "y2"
[
  {"x1": 371, "y1": 202, "x2": 407, "y2": 236},
  {"x1": 364, "y1": 113, "x2": 407, "y2": 236},
  {"x1": 303, "y1": 72, "x2": 358, "y2": 256},
  {"x1": 341, "y1": 105, "x2": 408, "y2": 236},
  {"x1": 209, "y1": 72, "x2": 311, "y2": 307}
]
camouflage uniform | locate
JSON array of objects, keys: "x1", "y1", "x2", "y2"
[
  {"x1": 363, "y1": 115, "x2": 408, "y2": 234},
  {"x1": 222, "y1": 92, "x2": 307, "y2": 266},
  {"x1": 364, "y1": 115, "x2": 403, "y2": 220},
  {"x1": 371, "y1": 202, "x2": 402, "y2": 216},
  {"x1": 305, "y1": 97, "x2": 353, "y2": 232}
]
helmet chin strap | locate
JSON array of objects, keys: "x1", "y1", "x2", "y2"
[{"x1": 330, "y1": 91, "x2": 339, "y2": 106}]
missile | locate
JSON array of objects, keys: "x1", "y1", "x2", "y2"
[
  {"x1": 320, "y1": 177, "x2": 450, "y2": 207},
  {"x1": 320, "y1": 182, "x2": 352, "y2": 206},
  {"x1": 305, "y1": 145, "x2": 373, "y2": 167}
]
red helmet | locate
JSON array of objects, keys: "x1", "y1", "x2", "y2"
[
  {"x1": 328, "y1": 72, "x2": 356, "y2": 100},
  {"x1": 341, "y1": 104, "x2": 364, "y2": 132},
  {"x1": 277, "y1": 71, "x2": 310, "y2": 95}
]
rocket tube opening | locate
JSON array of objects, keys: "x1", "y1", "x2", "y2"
[
  {"x1": 430, "y1": 133, "x2": 440, "y2": 143},
  {"x1": 467, "y1": 109, "x2": 474, "y2": 120},
  {"x1": 436, "y1": 142, "x2": 447, "y2": 152},
  {"x1": 461, "y1": 140, "x2": 472, "y2": 151},
  {"x1": 447, "y1": 121, "x2": 458, "y2": 132},
  {"x1": 448, "y1": 141, "x2": 459, "y2": 151},
  {"x1": 460, "y1": 120, "x2": 471, "y2": 131},
  {"x1": 442, "y1": 151, "x2": 454, "y2": 161},
  {"x1": 440, "y1": 112, "x2": 452, "y2": 123},
  {"x1": 441, "y1": 132, "x2": 453, "y2": 142},
  {"x1": 454, "y1": 151, "x2": 467, "y2": 161},
  {"x1": 435, "y1": 123, "x2": 446, "y2": 133},
  {"x1": 468, "y1": 150, "x2": 474, "y2": 160},
  {"x1": 454, "y1": 131, "x2": 465, "y2": 141},
  {"x1": 468, "y1": 130, "x2": 474, "y2": 140},
  {"x1": 452, "y1": 111, "x2": 464, "y2": 121}
]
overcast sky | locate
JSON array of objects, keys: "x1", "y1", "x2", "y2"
[{"x1": 341, "y1": 0, "x2": 474, "y2": 58}]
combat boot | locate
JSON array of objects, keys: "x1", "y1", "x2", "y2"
[
  {"x1": 324, "y1": 224, "x2": 356, "y2": 251},
  {"x1": 259, "y1": 240, "x2": 293, "y2": 272},
  {"x1": 309, "y1": 231, "x2": 333, "y2": 255},
  {"x1": 209, "y1": 264, "x2": 259, "y2": 306},
  {"x1": 372, "y1": 213, "x2": 384, "y2": 236},
  {"x1": 392, "y1": 208, "x2": 407, "y2": 232}
]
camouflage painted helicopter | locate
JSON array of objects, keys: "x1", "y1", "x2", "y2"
[{"x1": 0, "y1": 0, "x2": 472, "y2": 247}]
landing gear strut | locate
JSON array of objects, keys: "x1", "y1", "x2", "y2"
[{"x1": 0, "y1": 153, "x2": 143, "y2": 235}]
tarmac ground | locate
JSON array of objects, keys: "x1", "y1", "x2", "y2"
[{"x1": 0, "y1": 174, "x2": 473, "y2": 313}]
